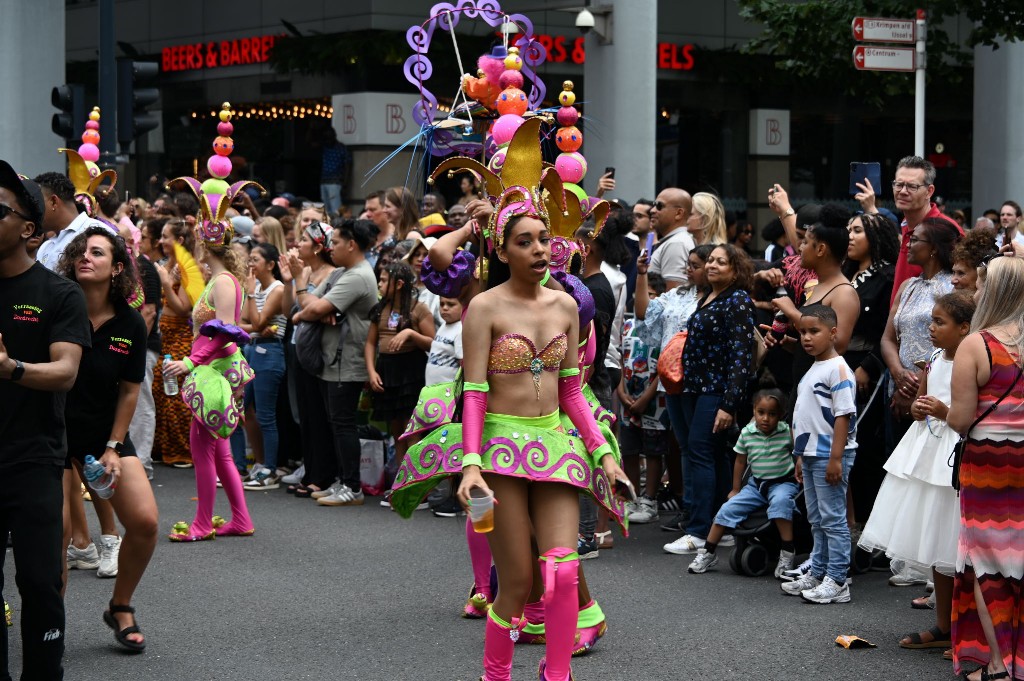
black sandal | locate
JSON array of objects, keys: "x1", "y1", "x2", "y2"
[
  {"x1": 103, "y1": 601, "x2": 145, "y2": 652},
  {"x1": 899, "y1": 625, "x2": 950, "y2": 649},
  {"x1": 981, "y1": 671, "x2": 1010, "y2": 681}
]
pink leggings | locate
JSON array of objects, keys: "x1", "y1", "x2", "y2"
[{"x1": 189, "y1": 420, "x2": 253, "y2": 536}]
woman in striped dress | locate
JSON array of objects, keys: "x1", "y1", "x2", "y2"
[{"x1": 948, "y1": 255, "x2": 1024, "y2": 681}]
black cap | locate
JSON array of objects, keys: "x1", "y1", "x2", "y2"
[
  {"x1": 796, "y1": 203, "x2": 821, "y2": 230},
  {"x1": 0, "y1": 160, "x2": 45, "y2": 228}
]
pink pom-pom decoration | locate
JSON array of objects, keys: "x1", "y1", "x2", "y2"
[
  {"x1": 85, "y1": 120, "x2": 100, "y2": 131},
  {"x1": 498, "y1": 70, "x2": 524, "y2": 90},
  {"x1": 217, "y1": 121, "x2": 234, "y2": 136},
  {"x1": 207, "y1": 154, "x2": 232, "y2": 179},
  {"x1": 81, "y1": 129, "x2": 100, "y2": 146},
  {"x1": 491, "y1": 114, "x2": 525, "y2": 146},
  {"x1": 212, "y1": 136, "x2": 234, "y2": 157},
  {"x1": 555, "y1": 152, "x2": 587, "y2": 184},
  {"x1": 496, "y1": 88, "x2": 528, "y2": 117},
  {"x1": 556, "y1": 106, "x2": 580, "y2": 127},
  {"x1": 555, "y1": 126, "x2": 583, "y2": 153},
  {"x1": 78, "y1": 143, "x2": 100, "y2": 162}
]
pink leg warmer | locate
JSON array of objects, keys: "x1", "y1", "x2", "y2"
[
  {"x1": 212, "y1": 432, "x2": 253, "y2": 534},
  {"x1": 483, "y1": 609, "x2": 521, "y2": 681},
  {"x1": 524, "y1": 599, "x2": 545, "y2": 626},
  {"x1": 188, "y1": 420, "x2": 217, "y2": 537},
  {"x1": 466, "y1": 517, "x2": 493, "y2": 598},
  {"x1": 540, "y1": 548, "x2": 579, "y2": 681}
]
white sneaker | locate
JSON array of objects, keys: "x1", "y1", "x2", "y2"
[
  {"x1": 780, "y1": 558, "x2": 812, "y2": 582},
  {"x1": 889, "y1": 565, "x2": 929, "y2": 587},
  {"x1": 281, "y1": 465, "x2": 305, "y2": 485},
  {"x1": 801, "y1": 576, "x2": 851, "y2": 604},
  {"x1": 97, "y1": 535, "x2": 121, "y2": 578},
  {"x1": 717, "y1": 534, "x2": 735, "y2": 547},
  {"x1": 311, "y1": 480, "x2": 342, "y2": 500},
  {"x1": 663, "y1": 534, "x2": 705, "y2": 555},
  {"x1": 66, "y1": 542, "x2": 100, "y2": 570},
  {"x1": 243, "y1": 468, "x2": 280, "y2": 491},
  {"x1": 687, "y1": 548, "x2": 718, "y2": 574},
  {"x1": 627, "y1": 495, "x2": 659, "y2": 524},
  {"x1": 774, "y1": 549, "x2": 796, "y2": 579},
  {"x1": 781, "y1": 574, "x2": 821, "y2": 596},
  {"x1": 317, "y1": 485, "x2": 365, "y2": 506}
]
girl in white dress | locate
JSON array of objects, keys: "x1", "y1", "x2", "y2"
[{"x1": 860, "y1": 291, "x2": 975, "y2": 652}]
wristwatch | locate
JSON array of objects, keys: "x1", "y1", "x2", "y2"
[
  {"x1": 781, "y1": 208, "x2": 796, "y2": 218},
  {"x1": 105, "y1": 440, "x2": 124, "y2": 454},
  {"x1": 9, "y1": 359, "x2": 24, "y2": 381}
]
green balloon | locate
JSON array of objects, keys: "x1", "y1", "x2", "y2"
[
  {"x1": 564, "y1": 182, "x2": 587, "y2": 202},
  {"x1": 201, "y1": 178, "x2": 229, "y2": 196}
]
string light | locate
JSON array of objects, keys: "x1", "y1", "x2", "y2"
[{"x1": 189, "y1": 98, "x2": 333, "y2": 122}]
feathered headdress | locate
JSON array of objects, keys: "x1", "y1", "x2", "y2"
[
  {"x1": 168, "y1": 102, "x2": 266, "y2": 245},
  {"x1": 59, "y1": 106, "x2": 117, "y2": 218}
]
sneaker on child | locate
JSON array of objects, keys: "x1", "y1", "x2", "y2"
[
  {"x1": 801, "y1": 576, "x2": 851, "y2": 604},
  {"x1": 774, "y1": 550, "x2": 796, "y2": 579},
  {"x1": 889, "y1": 564, "x2": 929, "y2": 587},
  {"x1": 780, "y1": 558, "x2": 812, "y2": 582},
  {"x1": 687, "y1": 548, "x2": 718, "y2": 574},
  {"x1": 97, "y1": 534, "x2": 121, "y2": 578},
  {"x1": 781, "y1": 574, "x2": 821, "y2": 596}
]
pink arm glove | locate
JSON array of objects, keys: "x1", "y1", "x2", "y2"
[
  {"x1": 558, "y1": 375, "x2": 612, "y2": 462},
  {"x1": 461, "y1": 389, "x2": 488, "y2": 469}
]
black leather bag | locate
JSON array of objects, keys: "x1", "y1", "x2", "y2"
[{"x1": 949, "y1": 364, "x2": 1022, "y2": 492}]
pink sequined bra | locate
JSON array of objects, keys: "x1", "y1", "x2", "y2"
[{"x1": 488, "y1": 333, "x2": 568, "y2": 400}]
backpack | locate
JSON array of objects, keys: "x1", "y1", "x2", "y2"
[{"x1": 294, "y1": 269, "x2": 346, "y2": 376}]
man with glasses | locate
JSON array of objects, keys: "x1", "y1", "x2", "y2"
[
  {"x1": 34, "y1": 172, "x2": 116, "y2": 271},
  {"x1": 648, "y1": 188, "x2": 695, "y2": 290},
  {"x1": 0, "y1": 160, "x2": 91, "y2": 679},
  {"x1": 858, "y1": 156, "x2": 961, "y2": 304}
]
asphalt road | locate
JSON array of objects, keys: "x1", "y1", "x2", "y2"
[{"x1": 5, "y1": 467, "x2": 954, "y2": 680}]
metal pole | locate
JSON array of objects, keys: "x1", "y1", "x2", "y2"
[
  {"x1": 98, "y1": 0, "x2": 116, "y2": 167},
  {"x1": 914, "y1": 9, "x2": 926, "y2": 157}
]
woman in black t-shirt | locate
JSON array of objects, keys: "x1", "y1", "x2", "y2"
[{"x1": 58, "y1": 227, "x2": 156, "y2": 653}]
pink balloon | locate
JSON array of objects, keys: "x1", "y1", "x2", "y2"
[
  {"x1": 78, "y1": 143, "x2": 100, "y2": 162},
  {"x1": 207, "y1": 154, "x2": 232, "y2": 179},
  {"x1": 555, "y1": 152, "x2": 587, "y2": 184},
  {"x1": 491, "y1": 114, "x2": 525, "y2": 146}
]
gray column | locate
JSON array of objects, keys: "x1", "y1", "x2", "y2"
[
  {"x1": 0, "y1": 0, "x2": 65, "y2": 176},
  {"x1": 972, "y1": 41, "x2": 1024, "y2": 214},
  {"x1": 581, "y1": 0, "x2": 656, "y2": 203}
]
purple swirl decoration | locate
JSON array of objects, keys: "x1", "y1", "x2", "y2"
[
  {"x1": 421, "y1": 249, "x2": 476, "y2": 297},
  {"x1": 553, "y1": 271, "x2": 596, "y2": 330},
  {"x1": 404, "y1": 2, "x2": 546, "y2": 129},
  {"x1": 200, "y1": 319, "x2": 250, "y2": 344}
]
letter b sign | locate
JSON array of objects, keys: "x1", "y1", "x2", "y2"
[
  {"x1": 386, "y1": 104, "x2": 406, "y2": 135},
  {"x1": 749, "y1": 109, "x2": 789, "y2": 156}
]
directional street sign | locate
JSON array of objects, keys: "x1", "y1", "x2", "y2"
[
  {"x1": 851, "y1": 17, "x2": 916, "y2": 44},
  {"x1": 852, "y1": 45, "x2": 916, "y2": 72}
]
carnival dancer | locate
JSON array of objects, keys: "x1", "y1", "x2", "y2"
[
  {"x1": 391, "y1": 119, "x2": 629, "y2": 681},
  {"x1": 57, "y1": 227, "x2": 158, "y2": 652},
  {"x1": 162, "y1": 103, "x2": 263, "y2": 541}
]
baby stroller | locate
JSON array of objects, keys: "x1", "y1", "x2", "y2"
[{"x1": 728, "y1": 469, "x2": 812, "y2": 577}]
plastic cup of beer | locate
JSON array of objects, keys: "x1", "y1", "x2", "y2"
[{"x1": 468, "y1": 488, "x2": 495, "y2": 533}]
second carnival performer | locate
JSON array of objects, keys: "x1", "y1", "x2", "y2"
[{"x1": 390, "y1": 118, "x2": 631, "y2": 681}]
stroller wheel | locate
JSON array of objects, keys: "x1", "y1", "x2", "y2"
[
  {"x1": 740, "y1": 543, "x2": 771, "y2": 577},
  {"x1": 729, "y1": 544, "x2": 744, "y2": 575}
]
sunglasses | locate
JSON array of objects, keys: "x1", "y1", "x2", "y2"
[
  {"x1": 0, "y1": 203, "x2": 32, "y2": 222},
  {"x1": 980, "y1": 252, "x2": 1005, "y2": 268},
  {"x1": 651, "y1": 200, "x2": 678, "y2": 212},
  {"x1": 302, "y1": 201, "x2": 326, "y2": 211}
]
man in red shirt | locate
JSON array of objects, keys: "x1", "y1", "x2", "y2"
[{"x1": 857, "y1": 155, "x2": 962, "y2": 303}]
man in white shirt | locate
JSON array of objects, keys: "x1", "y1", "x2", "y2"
[
  {"x1": 33, "y1": 172, "x2": 115, "y2": 271},
  {"x1": 648, "y1": 188, "x2": 695, "y2": 290}
]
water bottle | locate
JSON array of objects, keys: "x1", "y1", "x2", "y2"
[
  {"x1": 83, "y1": 455, "x2": 115, "y2": 499},
  {"x1": 162, "y1": 354, "x2": 179, "y2": 396},
  {"x1": 770, "y1": 286, "x2": 790, "y2": 340}
]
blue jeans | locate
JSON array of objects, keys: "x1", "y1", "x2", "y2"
[
  {"x1": 664, "y1": 393, "x2": 691, "y2": 512},
  {"x1": 714, "y1": 477, "x2": 799, "y2": 528},
  {"x1": 320, "y1": 183, "x2": 342, "y2": 217},
  {"x1": 231, "y1": 342, "x2": 285, "y2": 472},
  {"x1": 802, "y1": 454, "x2": 855, "y2": 583},
  {"x1": 678, "y1": 393, "x2": 732, "y2": 539}
]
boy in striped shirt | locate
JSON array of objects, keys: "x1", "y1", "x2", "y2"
[{"x1": 687, "y1": 389, "x2": 798, "y2": 577}]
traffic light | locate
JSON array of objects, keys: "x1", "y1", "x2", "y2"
[
  {"x1": 116, "y1": 58, "x2": 160, "y2": 145},
  {"x1": 51, "y1": 84, "x2": 85, "y2": 142}
]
